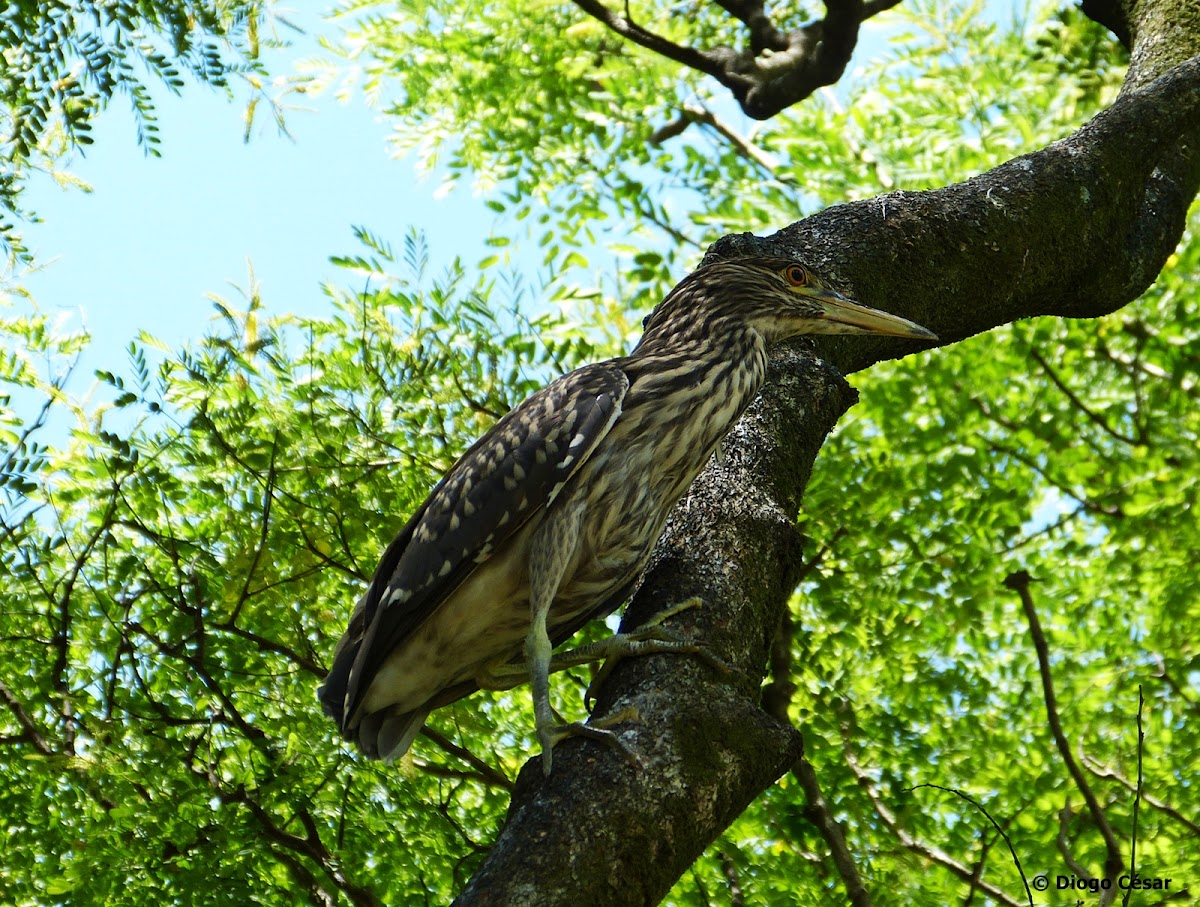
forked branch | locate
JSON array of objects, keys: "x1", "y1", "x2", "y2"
[{"x1": 570, "y1": 0, "x2": 903, "y2": 118}]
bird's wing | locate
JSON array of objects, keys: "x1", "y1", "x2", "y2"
[{"x1": 323, "y1": 362, "x2": 629, "y2": 728}]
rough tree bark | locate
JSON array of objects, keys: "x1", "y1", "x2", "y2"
[{"x1": 453, "y1": 2, "x2": 1200, "y2": 903}]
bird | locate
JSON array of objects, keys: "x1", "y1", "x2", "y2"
[{"x1": 319, "y1": 256, "x2": 936, "y2": 774}]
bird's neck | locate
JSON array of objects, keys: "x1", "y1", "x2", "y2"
[
  {"x1": 621, "y1": 319, "x2": 769, "y2": 425},
  {"x1": 632, "y1": 312, "x2": 759, "y2": 359}
]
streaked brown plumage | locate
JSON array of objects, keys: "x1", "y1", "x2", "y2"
[{"x1": 319, "y1": 256, "x2": 936, "y2": 772}]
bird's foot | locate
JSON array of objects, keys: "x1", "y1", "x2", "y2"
[
  {"x1": 537, "y1": 706, "x2": 641, "y2": 775},
  {"x1": 477, "y1": 598, "x2": 729, "y2": 696},
  {"x1": 475, "y1": 660, "x2": 532, "y2": 691},
  {"x1": 573, "y1": 597, "x2": 733, "y2": 708}
]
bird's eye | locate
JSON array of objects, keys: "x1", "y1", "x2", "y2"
[{"x1": 784, "y1": 265, "x2": 810, "y2": 286}]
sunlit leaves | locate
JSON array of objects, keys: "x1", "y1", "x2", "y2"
[
  {"x1": 0, "y1": 232, "x2": 602, "y2": 904},
  {"x1": 4, "y1": 0, "x2": 1198, "y2": 903},
  {"x1": 783, "y1": 206, "x2": 1199, "y2": 905},
  {"x1": 296, "y1": 0, "x2": 1198, "y2": 901}
]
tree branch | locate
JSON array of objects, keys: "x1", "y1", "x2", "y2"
[
  {"x1": 793, "y1": 756, "x2": 874, "y2": 907},
  {"x1": 568, "y1": 0, "x2": 729, "y2": 81},
  {"x1": 1004, "y1": 571, "x2": 1125, "y2": 888},
  {"x1": 758, "y1": 542, "x2": 872, "y2": 907},
  {"x1": 844, "y1": 746, "x2": 1027, "y2": 906},
  {"x1": 571, "y1": 0, "x2": 903, "y2": 118},
  {"x1": 711, "y1": 0, "x2": 784, "y2": 52},
  {"x1": 1080, "y1": 750, "x2": 1200, "y2": 838},
  {"x1": 0, "y1": 677, "x2": 54, "y2": 756},
  {"x1": 706, "y1": 54, "x2": 1200, "y2": 373},
  {"x1": 452, "y1": 39, "x2": 1200, "y2": 907},
  {"x1": 1029, "y1": 347, "x2": 1143, "y2": 446},
  {"x1": 418, "y1": 726, "x2": 517, "y2": 792}
]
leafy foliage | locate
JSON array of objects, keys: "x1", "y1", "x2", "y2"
[
  {"x1": 1, "y1": 238, "x2": 599, "y2": 903},
  {"x1": 0, "y1": 0, "x2": 272, "y2": 260},
  {"x1": 736, "y1": 235, "x2": 1200, "y2": 904},
  {"x1": 2, "y1": 0, "x2": 1197, "y2": 904}
]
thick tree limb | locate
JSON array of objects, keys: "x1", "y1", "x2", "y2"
[
  {"x1": 454, "y1": 347, "x2": 847, "y2": 906},
  {"x1": 570, "y1": 0, "x2": 902, "y2": 118},
  {"x1": 707, "y1": 54, "x2": 1200, "y2": 375},
  {"x1": 453, "y1": 38, "x2": 1200, "y2": 907},
  {"x1": 1082, "y1": 0, "x2": 1132, "y2": 47}
]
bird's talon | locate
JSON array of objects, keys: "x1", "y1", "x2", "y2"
[
  {"x1": 633, "y1": 596, "x2": 704, "y2": 631},
  {"x1": 536, "y1": 709, "x2": 642, "y2": 774},
  {"x1": 698, "y1": 649, "x2": 735, "y2": 675},
  {"x1": 591, "y1": 705, "x2": 640, "y2": 729}
]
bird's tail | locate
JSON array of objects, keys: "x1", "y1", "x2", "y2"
[
  {"x1": 317, "y1": 615, "x2": 360, "y2": 730},
  {"x1": 318, "y1": 622, "x2": 427, "y2": 761},
  {"x1": 319, "y1": 662, "x2": 428, "y2": 762},
  {"x1": 357, "y1": 707, "x2": 429, "y2": 762}
]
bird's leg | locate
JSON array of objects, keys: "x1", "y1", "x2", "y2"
[
  {"x1": 484, "y1": 597, "x2": 732, "y2": 710},
  {"x1": 524, "y1": 594, "x2": 640, "y2": 774},
  {"x1": 523, "y1": 503, "x2": 641, "y2": 774},
  {"x1": 480, "y1": 599, "x2": 729, "y2": 705},
  {"x1": 524, "y1": 594, "x2": 559, "y2": 772}
]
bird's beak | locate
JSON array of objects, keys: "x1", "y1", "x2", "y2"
[{"x1": 809, "y1": 289, "x2": 938, "y2": 340}]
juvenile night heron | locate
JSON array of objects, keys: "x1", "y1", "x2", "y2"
[{"x1": 319, "y1": 256, "x2": 936, "y2": 773}]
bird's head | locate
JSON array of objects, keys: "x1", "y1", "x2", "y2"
[{"x1": 640, "y1": 257, "x2": 937, "y2": 347}]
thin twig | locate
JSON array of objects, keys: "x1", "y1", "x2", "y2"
[
  {"x1": 568, "y1": 0, "x2": 726, "y2": 79},
  {"x1": 1057, "y1": 803, "x2": 1093, "y2": 880},
  {"x1": 229, "y1": 429, "x2": 280, "y2": 625},
  {"x1": 1150, "y1": 653, "x2": 1200, "y2": 716},
  {"x1": 979, "y1": 433, "x2": 1124, "y2": 519},
  {"x1": 1080, "y1": 750, "x2": 1200, "y2": 836},
  {"x1": 1029, "y1": 348, "x2": 1141, "y2": 446},
  {"x1": 905, "y1": 784, "x2": 1033, "y2": 907},
  {"x1": 843, "y1": 747, "x2": 1027, "y2": 907},
  {"x1": 1004, "y1": 571, "x2": 1125, "y2": 889},
  {"x1": 680, "y1": 103, "x2": 789, "y2": 180},
  {"x1": 1121, "y1": 686, "x2": 1145, "y2": 907},
  {"x1": 419, "y1": 726, "x2": 516, "y2": 792},
  {"x1": 718, "y1": 850, "x2": 746, "y2": 907},
  {"x1": 0, "y1": 678, "x2": 53, "y2": 755}
]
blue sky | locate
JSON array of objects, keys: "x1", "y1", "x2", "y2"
[{"x1": 15, "y1": 8, "x2": 497, "y2": 376}]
